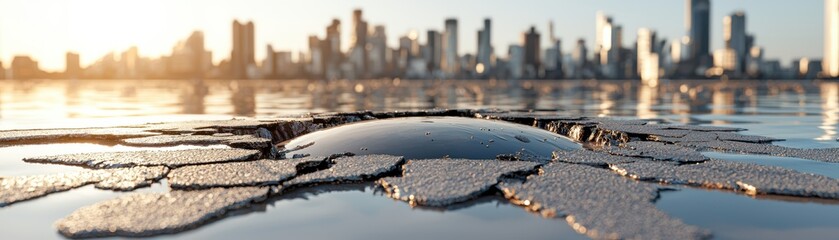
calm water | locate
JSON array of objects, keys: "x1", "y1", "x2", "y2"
[{"x1": 1, "y1": 78, "x2": 838, "y2": 239}]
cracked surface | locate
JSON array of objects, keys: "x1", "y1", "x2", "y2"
[
  {"x1": 2, "y1": 111, "x2": 839, "y2": 239},
  {"x1": 552, "y1": 149, "x2": 639, "y2": 166},
  {"x1": 284, "y1": 155, "x2": 404, "y2": 188},
  {"x1": 0, "y1": 128, "x2": 159, "y2": 145},
  {"x1": 602, "y1": 141, "x2": 708, "y2": 163},
  {"x1": 25, "y1": 149, "x2": 261, "y2": 168},
  {"x1": 610, "y1": 160, "x2": 839, "y2": 198},
  {"x1": 378, "y1": 159, "x2": 539, "y2": 207},
  {"x1": 499, "y1": 162, "x2": 711, "y2": 240},
  {"x1": 168, "y1": 156, "x2": 327, "y2": 189},
  {"x1": 121, "y1": 134, "x2": 272, "y2": 149},
  {"x1": 56, "y1": 187, "x2": 269, "y2": 238},
  {"x1": 0, "y1": 166, "x2": 167, "y2": 207},
  {"x1": 679, "y1": 141, "x2": 839, "y2": 163}
]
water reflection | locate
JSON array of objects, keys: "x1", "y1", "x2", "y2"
[{"x1": 0, "y1": 79, "x2": 836, "y2": 140}]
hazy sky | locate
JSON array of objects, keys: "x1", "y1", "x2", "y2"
[{"x1": 0, "y1": 0, "x2": 825, "y2": 71}]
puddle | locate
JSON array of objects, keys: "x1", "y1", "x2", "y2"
[
  {"x1": 702, "y1": 152, "x2": 839, "y2": 179},
  {"x1": 170, "y1": 183, "x2": 587, "y2": 240},
  {"x1": 0, "y1": 181, "x2": 169, "y2": 240},
  {"x1": 657, "y1": 187, "x2": 839, "y2": 240},
  {"x1": 284, "y1": 117, "x2": 581, "y2": 160},
  {"x1": 0, "y1": 143, "x2": 230, "y2": 176}
]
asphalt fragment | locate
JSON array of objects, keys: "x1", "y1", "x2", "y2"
[
  {"x1": 377, "y1": 159, "x2": 539, "y2": 207},
  {"x1": 610, "y1": 160, "x2": 839, "y2": 198},
  {"x1": 283, "y1": 155, "x2": 404, "y2": 189},
  {"x1": 120, "y1": 134, "x2": 272, "y2": 149},
  {"x1": 0, "y1": 128, "x2": 159, "y2": 145},
  {"x1": 55, "y1": 187, "x2": 269, "y2": 238},
  {"x1": 552, "y1": 149, "x2": 639, "y2": 166},
  {"x1": 0, "y1": 166, "x2": 167, "y2": 207},
  {"x1": 498, "y1": 162, "x2": 711, "y2": 240},
  {"x1": 24, "y1": 149, "x2": 260, "y2": 168},
  {"x1": 168, "y1": 156, "x2": 327, "y2": 189},
  {"x1": 602, "y1": 141, "x2": 708, "y2": 163},
  {"x1": 679, "y1": 141, "x2": 839, "y2": 163}
]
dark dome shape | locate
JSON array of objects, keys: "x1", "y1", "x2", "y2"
[{"x1": 283, "y1": 117, "x2": 581, "y2": 160}]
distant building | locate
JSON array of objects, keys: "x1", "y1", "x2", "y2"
[
  {"x1": 798, "y1": 58, "x2": 823, "y2": 79},
  {"x1": 426, "y1": 30, "x2": 443, "y2": 75},
  {"x1": 522, "y1": 26, "x2": 541, "y2": 78},
  {"x1": 825, "y1": 0, "x2": 839, "y2": 78},
  {"x1": 476, "y1": 18, "x2": 493, "y2": 78},
  {"x1": 508, "y1": 45, "x2": 524, "y2": 79},
  {"x1": 11, "y1": 56, "x2": 40, "y2": 80},
  {"x1": 687, "y1": 0, "x2": 711, "y2": 64},
  {"x1": 65, "y1": 52, "x2": 81, "y2": 79},
  {"x1": 0, "y1": 61, "x2": 5, "y2": 80},
  {"x1": 724, "y1": 12, "x2": 747, "y2": 75},
  {"x1": 170, "y1": 31, "x2": 205, "y2": 79},
  {"x1": 746, "y1": 46, "x2": 764, "y2": 78},
  {"x1": 713, "y1": 48, "x2": 737, "y2": 73},
  {"x1": 274, "y1": 51, "x2": 296, "y2": 78},
  {"x1": 570, "y1": 39, "x2": 588, "y2": 78},
  {"x1": 637, "y1": 28, "x2": 660, "y2": 84},
  {"x1": 349, "y1": 9, "x2": 369, "y2": 78},
  {"x1": 368, "y1": 26, "x2": 388, "y2": 78},
  {"x1": 600, "y1": 20, "x2": 623, "y2": 79},
  {"x1": 307, "y1": 35, "x2": 324, "y2": 77},
  {"x1": 442, "y1": 18, "x2": 459, "y2": 78},
  {"x1": 231, "y1": 20, "x2": 255, "y2": 79},
  {"x1": 323, "y1": 19, "x2": 342, "y2": 79},
  {"x1": 543, "y1": 20, "x2": 564, "y2": 79},
  {"x1": 595, "y1": 11, "x2": 610, "y2": 64}
]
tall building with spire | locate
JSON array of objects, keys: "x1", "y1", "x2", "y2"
[
  {"x1": 826, "y1": 0, "x2": 839, "y2": 78},
  {"x1": 231, "y1": 20, "x2": 255, "y2": 79}
]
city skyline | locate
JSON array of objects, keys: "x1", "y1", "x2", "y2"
[{"x1": 0, "y1": 0, "x2": 824, "y2": 71}]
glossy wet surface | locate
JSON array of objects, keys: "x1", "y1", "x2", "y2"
[
  {"x1": 284, "y1": 117, "x2": 580, "y2": 160},
  {"x1": 0, "y1": 79, "x2": 838, "y2": 239},
  {"x1": 170, "y1": 184, "x2": 587, "y2": 240}
]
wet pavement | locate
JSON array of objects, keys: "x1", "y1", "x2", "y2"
[{"x1": 1, "y1": 109, "x2": 838, "y2": 239}]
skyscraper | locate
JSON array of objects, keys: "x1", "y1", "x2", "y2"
[
  {"x1": 427, "y1": 30, "x2": 443, "y2": 73},
  {"x1": 307, "y1": 35, "x2": 323, "y2": 77},
  {"x1": 687, "y1": 0, "x2": 711, "y2": 64},
  {"x1": 65, "y1": 52, "x2": 81, "y2": 79},
  {"x1": 350, "y1": 9, "x2": 369, "y2": 77},
  {"x1": 724, "y1": 11, "x2": 747, "y2": 74},
  {"x1": 595, "y1": 11, "x2": 611, "y2": 64},
  {"x1": 476, "y1": 18, "x2": 492, "y2": 77},
  {"x1": 637, "y1": 28, "x2": 660, "y2": 84},
  {"x1": 600, "y1": 20, "x2": 622, "y2": 78},
  {"x1": 508, "y1": 45, "x2": 524, "y2": 79},
  {"x1": 231, "y1": 20, "x2": 255, "y2": 79},
  {"x1": 637, "y1": 28, "x2": 657, "y2": 75},
  {"x1": 369, "y1": 26, "x2": 388, "y2": 78},
  {"x1": 443, "y1": 18, "x2": 459, "y2": 77},
  {"x1": 522, "y1": 26, "x2": 541, "y2": 78},
  {"x1": 826, "y1": 0, "x2": 839, "y2": 78},
  {"x1": 323, "y1": 19, "x2": 342, "y2": 79},
  {"x1": 544, "y1": 20, "x2": 563, "y2": 79},
  {"x1": 571, "y1": 39, "x2": 588, "y2": 78}
]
